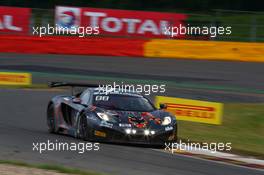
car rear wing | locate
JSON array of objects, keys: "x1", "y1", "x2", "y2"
[
  {"x1": 48, "y1": 82, "x2": 142, "y2": 96},
  {"x1": 49, "y1": 82, "x2": 99, "y2": 95},
  {"x1": 49, "y1": 82, "x2": 99, "y2": 88}
]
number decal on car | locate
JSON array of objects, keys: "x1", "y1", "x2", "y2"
[{"x1": 95, "y1": 96, "x2": 109, "y2": 101}]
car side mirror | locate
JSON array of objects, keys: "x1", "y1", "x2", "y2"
[
  {"x1": 73, "y1": 98, "x2": 82, "y2": 104},
  {"x1": 159, "y1": 103, "x2": 167, "y2": 109}
]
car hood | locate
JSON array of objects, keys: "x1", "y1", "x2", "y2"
[{"x1": 105, "y1": 110, "x2": 171, "y2": 128}]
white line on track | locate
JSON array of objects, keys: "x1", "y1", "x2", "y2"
[{"x1": 152, "y1": 149, "x2": 264, "y2": 172}]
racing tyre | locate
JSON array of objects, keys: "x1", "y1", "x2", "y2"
[
  {"x1": 166, "y1": 124, "x2": 178, "y2": 144},
  {"x1": 79, "y1": 114, "x2": 94, "y2": 141},
  {"x1": 173, "y1": 124, "x2": 178, "y2": 142},
  {"x1": 47, "y1": 103, "x2": 56, "y2": 133}
]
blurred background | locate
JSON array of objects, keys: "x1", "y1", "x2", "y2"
[
  {"x1": 0, "y1": 0, "x2": 264, "y2": 41},
  {"x1": 0, "y1": 1, "x2": 263, "y2": 175}
]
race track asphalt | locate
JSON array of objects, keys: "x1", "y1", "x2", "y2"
[
  {"x1": 0, "y1": 53, "x2": 264, "y2": 90},
  {"x1": 0, "y1": 88, "x2": 263, "y2": 175},
  {"x1": 0, "y1": 53, "x2": 264, "y2": 175},
  {"x1": 0, "y1": 53, "x2": 264, "y2": 102}
]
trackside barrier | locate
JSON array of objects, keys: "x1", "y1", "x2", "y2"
[
  {"x1": 0, "y1": 35, "x2": 147, "y2": 57},
  {"x1": 1, "y1": 35, "x2": 263, "y2": 62},
  {"x1": 155, "y1": 96, "x2": 223, "y2": 125},
  {"x1": 144, "y1": 39, "x2": 264, "y2": 62},
  {"x1": 0, "y1": 72, "x2": 32, "y2": 86}
]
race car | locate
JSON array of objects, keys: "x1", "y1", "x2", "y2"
[{"x1": 47, "y1": 82, "x2": 177, "y2": 145}]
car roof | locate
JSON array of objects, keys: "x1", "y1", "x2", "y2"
[{"x1": 91, "y1": 87, "x2": 143, "y2": 97}]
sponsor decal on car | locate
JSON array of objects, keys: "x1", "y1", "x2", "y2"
[
  {"x1": 95, "y1": 95, "x2": 109, "y2": 101},
  {"x1": 100, "y1": 120, "x2": 113, "y2": 128},
  {"x1": 86, "y1": 115, "x2": 97, "y2": 121},
  {"x1": 94, "y1": 130, "x2": 106, "y2": 137},
  {"x1": 168, "y1": 134, "x2": 176, "y2": 141},
  {"x1": 128, "y1": 114, "x2": 147, "y2": 128},
  {"x1": 155, "y1": 96, "x2": 223, "y2": 125},
  {"x1": 165, "y1": 126, "x2": 173, "y2": 131},
  {"x1": 119, "y1": 123, "x2": 132, "y2": 128}
]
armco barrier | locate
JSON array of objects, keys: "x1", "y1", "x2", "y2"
[
  {"x1": 0, "y1": 35, "x2": 147, "y2": 57},
  {"x1": 144, "y1": 39, "x2": 264, "y2": 62}
]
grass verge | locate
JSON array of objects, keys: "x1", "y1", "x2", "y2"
[
  {"x1": 178, "y1": 103, "x2": 264, "y2": 158},
  {"x1": 0, "y1": 160, "x2": 104, "y2": 175}
]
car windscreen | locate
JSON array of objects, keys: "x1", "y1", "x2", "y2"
[{"x1": 92, "y1": 94, "x2": 155, "y2": 112}]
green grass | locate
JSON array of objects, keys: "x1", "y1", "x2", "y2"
[
  {"x1": 0, "y1": 160, "x2": 104, "y2": 175},
  {"x1": 178, "y1": 103, "x2": 264, "y2": 158},
  {"x1": 184, "y1": 13, "x2": 264, "y2": 42}
]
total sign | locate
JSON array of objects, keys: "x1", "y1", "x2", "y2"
[
  {"x1": 0, "y1": 6, "x2": 31, "y2": 34},
  {"x1": 55, "y1": 6, "x2": 81, "y2": 29},
  {"x1": 55, "y1": 6, "x2": 188, "y2": 38}
]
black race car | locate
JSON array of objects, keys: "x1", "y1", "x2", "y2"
[{"x1": 47, "y1": 82, "x2": 177, "y2": 145}]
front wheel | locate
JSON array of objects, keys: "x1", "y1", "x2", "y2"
[
  {"x1": 78, "y1": 114, "x2": 94, "y2": 141},
  {"x1": 47, "y1": 103, "x2": 56, "y2": 133},
  {"x1": 166, "y1": 124, "x2": 178, "y2": 144},
  {"x1": 173, "y1": 124, "x2": 178, "y2": 142}
]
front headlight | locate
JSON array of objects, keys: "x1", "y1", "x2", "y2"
[
  {"x1": 97, "y1": 112, "x2": 109, "y2": 121},
  {"x1": 162, "y1": 116, "x2": 172, "y2": 125}
]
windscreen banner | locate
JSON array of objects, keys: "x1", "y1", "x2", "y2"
[
  {"x1": 0, "y1": 6, "x2": 31, "y2": 35},
  {"x1": 55, "y1": 6, "x2": 188, "y2": 38}
]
